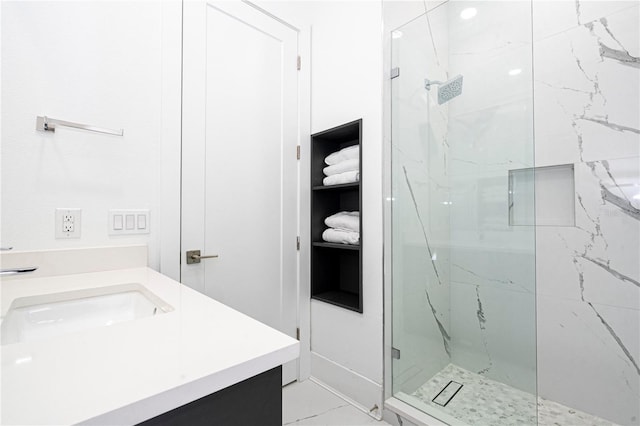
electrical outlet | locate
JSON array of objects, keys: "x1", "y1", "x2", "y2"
[
  {"x1": 63, "y1": 221, "x2": 74, "y2": 232},
  {"x1": 55, "y1": 208, "x2": 81, "y2": 239}
]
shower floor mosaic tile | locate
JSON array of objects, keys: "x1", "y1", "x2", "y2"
[{"x1": 411, "y1": 364, "x2": 616, "y2": 426}]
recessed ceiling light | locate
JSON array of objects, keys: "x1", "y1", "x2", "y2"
[
  {"x1": 392, "y1": 31, "x2": 403, "y2": 39},
  {"x1": 15, "y1": 356, "x2": 32, "y2": 365},
  {"x1": 460, "y1": 7, "x2": 477, "y2": 20},
  {"x1": 509, "y1": 68, "x2": 522, "y2": 76},
  {"x1": 633, "y1": 193, "x2": 640, "y2": 200}
]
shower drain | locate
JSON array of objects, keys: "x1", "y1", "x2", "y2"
[{"x1": 432, "y1": 380, "x2": 463, "y2": 407}]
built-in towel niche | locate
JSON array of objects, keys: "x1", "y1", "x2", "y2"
[
  {"x1": 509, "y1": 164, "x2": 576, "y2": 227},
  {"x1": 310, "y1": 119, "x2": 363, "y2": 313}
]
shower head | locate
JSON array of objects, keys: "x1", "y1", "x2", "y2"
[{"x1": 424, "y1": 74, "x2": 464, "y2": 105}]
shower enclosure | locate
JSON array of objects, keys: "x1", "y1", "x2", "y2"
[
  {"x1": 384, "y1": 1, "x2": 640, "y2": 425},
  {"x1": 388, "y1": 1, "x2": 537, "y2": 424}
]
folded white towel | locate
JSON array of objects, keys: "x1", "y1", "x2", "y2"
[
  {"x1": 325, "y1": 145, "x2": 359, "y2": 165},
  {"x1": 322, "y1": 228, "x2": 360, "y2": 245},
  {"x1": 325, "y1": 211, "x2": 359, "y2": 232},
  {"x1": 323, "y1": 158, "x2": 359, "y2": 176},
  {"x1": 323, "y1": 170, "x2": 359, "y2": 186}
]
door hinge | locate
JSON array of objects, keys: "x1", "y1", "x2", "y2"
[
  {"x1": 391, "y1": 67, "x2": 400, "y2": 79},
  {"x1": 296, "y1": 327, "x2": 300, "y2": 340},
  {"x1": 392, "y1": 347, "x2": 401, "y2": 359},
  {"x1": 296, "y1": 145, "x2": 300, "y2": 160},
  {"x1": 297, "y1": 55, "x2": 301, "y2": 71},
  {"x1": 296, "y1": 236, "x2": 300, "y2": 250}
]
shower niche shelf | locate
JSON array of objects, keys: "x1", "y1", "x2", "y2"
[{"x1": 310, "y1": 119, "x2": 362, "y2": 313}]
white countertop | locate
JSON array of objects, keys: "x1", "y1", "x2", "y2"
[{"x1": 1, "y1": 261, "x2": 299, "y2": 425}]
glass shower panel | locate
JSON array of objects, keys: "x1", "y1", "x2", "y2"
[
  {"x1": 390, "y1": 4, "x2": 453, "y2": 400},
  {"x1": 390, "y1": 2, "x2": 536, "y2": 425}
]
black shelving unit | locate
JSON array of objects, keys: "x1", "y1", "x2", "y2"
[{"x1": 310, "y1": 119, "x2": 362, "y2": 313}]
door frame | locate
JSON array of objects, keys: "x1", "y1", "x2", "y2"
[{"x1": 159, "y1": 0, "x2": 311, "y2": 383}]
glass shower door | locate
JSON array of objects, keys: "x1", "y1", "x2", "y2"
[{"x1": 390, "y1": 1, "x2": 536, "y2": 424}]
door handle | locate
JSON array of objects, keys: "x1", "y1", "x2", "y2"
[{"x1": 186, "y1": 250, "x2": 219, "y2": 264}]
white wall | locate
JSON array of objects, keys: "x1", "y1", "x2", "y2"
[
  {"x1": 256, "y1": 0, "x2": 385, "y2": 416},
  {"x1": 0, "y1": 1, "x2": 180, "y2": 271},
  {"x1": 309, "y1": 1, "x2": 384, "y2": 415}
]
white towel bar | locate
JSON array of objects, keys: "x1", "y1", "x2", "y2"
[{"x1": 36, "y1": 115, "x2": 124, "y2": 136}]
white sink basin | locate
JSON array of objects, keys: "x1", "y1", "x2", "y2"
[{"x1": 1, "y1": 283, "x2": 174, "y2": 345}]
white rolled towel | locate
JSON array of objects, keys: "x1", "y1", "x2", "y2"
[
  {"x1": 325, "y1": 211, "x2": 359, "y2": 232},
  {"x1": 323, "y1": 158, "x2": 359, "y2": 176},
  {"x1": 322, "y1": 228, "x2": 360, "y2": 245},
  {"x1": 323, "y1": 170, "x2": 359, "y2": 186},
  {"x1": 325, "y1": 145, "x2": 359, "y2": 165}
]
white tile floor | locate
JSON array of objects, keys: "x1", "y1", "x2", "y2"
[
  {"x1": 284, "y1": 373, "x2": 615, "y2": 426},
  {"x1": 282, "y1": 380, "x2": 390, "y2": 426}
]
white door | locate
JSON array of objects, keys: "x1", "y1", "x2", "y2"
[{"x1": 181, "y1": 0, "x2": 299, "y2": 385}]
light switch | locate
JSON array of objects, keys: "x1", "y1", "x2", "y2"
[
  {"x1": 113, "y1": 214, "x2": 124, "y2": 230},
  {"x1": 125, "y1": 214, "x2": 135, "y2": 230},
  {"x1": 108, "y1": 209, "x2": 150, "y2": 235}
]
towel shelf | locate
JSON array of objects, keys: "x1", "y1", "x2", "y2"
[
  {"x1": 312, "y1": 242, "x2": 360, "y2": 251},
  {"x1": 312, "y1": 290, "x2": 360, "y2": 312},
  {"x1": 310, "y1": 119, "x2": 363, "y2": 313},
  {"x1": 312, "y1": 182, "x2": 360, "y2": 191},
  {"x1": 36, "y1": 116, "x2": 124, "y2": 136}
]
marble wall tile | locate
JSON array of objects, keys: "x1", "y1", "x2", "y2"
[
  {"x1": 450, "y1": 20, "x2": 533, "y2": 119},
  {"x1": 534, "y1": 5, "x2": 640, "y2": 166},
  {"x1": 574, "y1": 159, "x2": 639, "y2": 304},
  {"x1": 391, "y1": 237, "x2": 451, "y2": 393},
  {"x1": 447, "y1": 1, "x2": 532, "y2": 57},
  {"x1": 533, "y1": 3, "x2": 640, "y2": 424},
  {"x1": 535, "y1": 158, "x2": 640, "y2": 423},
  {"x1": 427, "y1": 0, "x2": 538, "y2": 399},
  {"x1": 391, "y1": 175, "x2": 452, "y2": 393},
  {"x1": 384, "y1": 1, "x2": 447, "y2": 36},
  {"x1": 448, "y1": 101, "x2": 535, "y2": 173},
  {"x1": 533, "y1": 0, "x2": 638, "y2": 42},
  {"x1": 449, "y1": 281, "x2": 537, "y2": 394},
  {"x1": 537, "y1": 295, "x2": 640, "y2": 425},
  {"x1": 449, "y1": 243, "x2": 536, "y2": 295},
  {"x1": 536, "y1": 159, "x2": 640, "y2": 303}
]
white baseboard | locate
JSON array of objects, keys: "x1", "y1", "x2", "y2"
[{"x1": 310, "y1": 351, "x2": 383, "y2": 420}]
